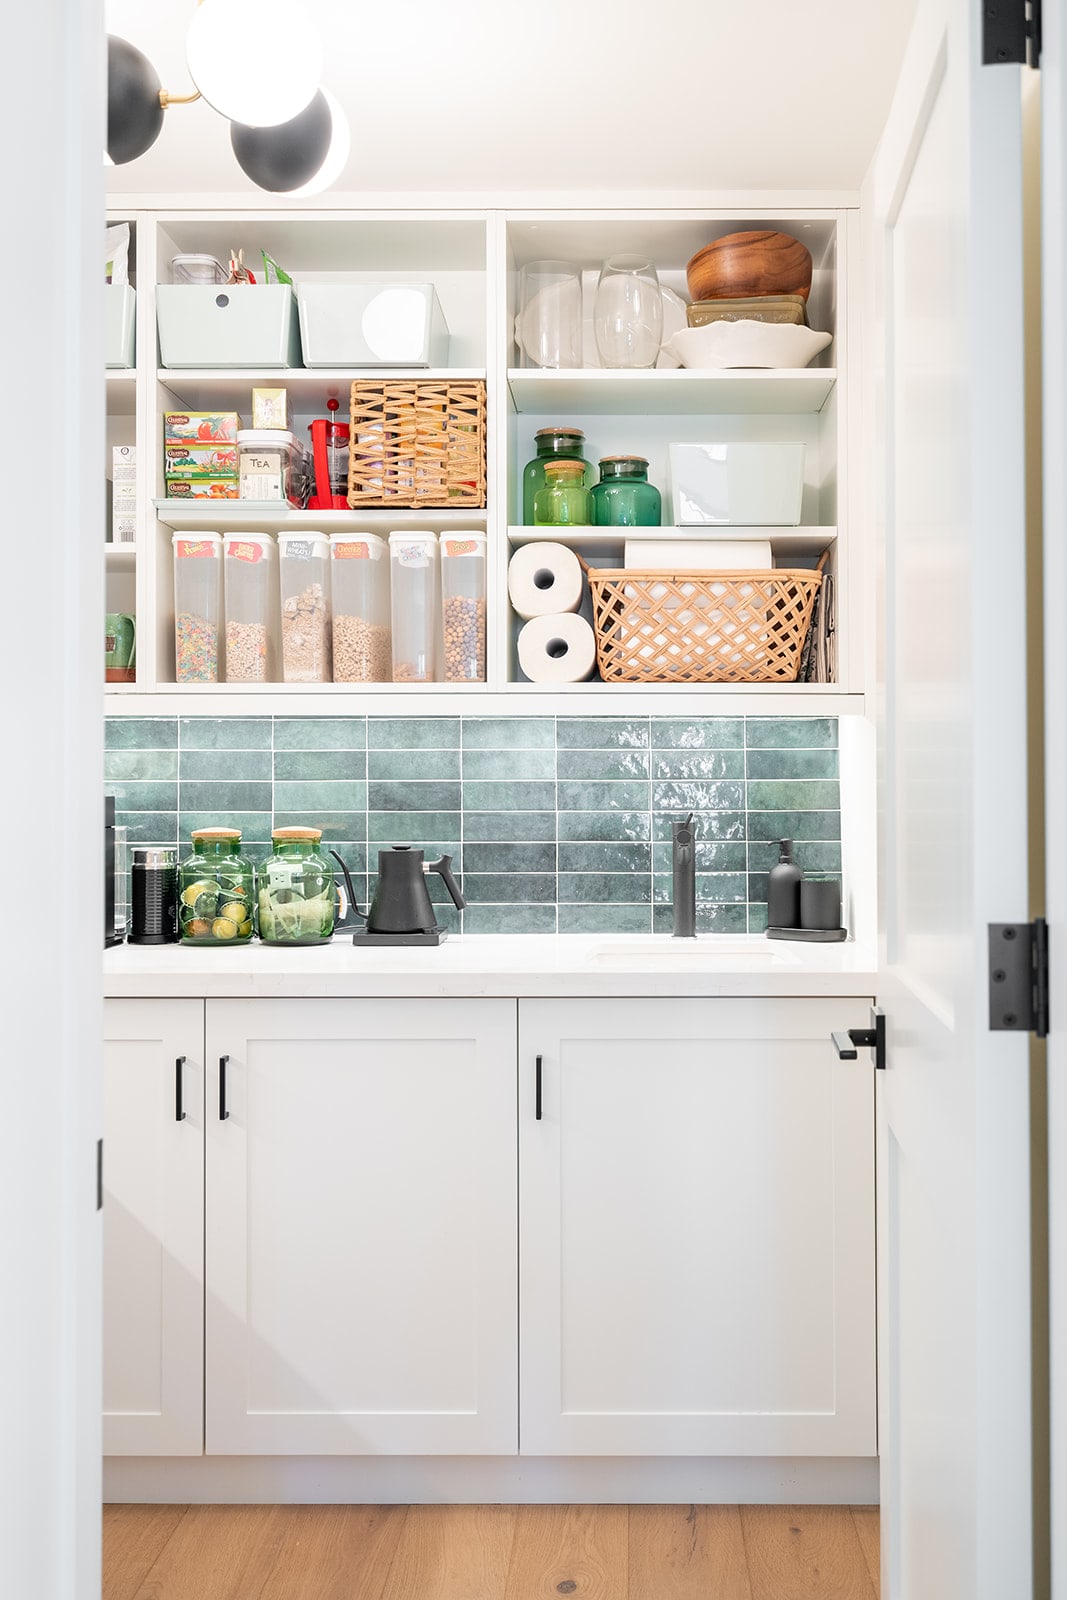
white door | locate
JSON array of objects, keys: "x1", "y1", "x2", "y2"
[
  {"x1": 518, "y1": 997, "x2": 876, "y2": 1456},
  {"x1": 102, "y1": 998, "x2": 205, "y2": 1456},
  {"x1": 1042, "y1": 1, "x2": 1067, "y2": 1592},
  {"x1": 205, "y1": 997, "x2": 517, "y2": 1455},
  {"x1": 865, "y1": 0, "x2": 1033, "y2": 1592}
]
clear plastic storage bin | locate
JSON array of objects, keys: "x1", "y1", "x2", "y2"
[
  {"x1": 388, "y1": 531, "x2": 438, "y2": 683},
  {"x1": 224, "y1": 534, "x2": 279, "y2": 682},
  {"x1": 172, "y1": 533, "x2": 223, "y2": 682},
  {"x1": 237, "y1": 429, "x2": 304, "y2": 506},
  {"x1": 329, "y1": 534, "x2": 391, "y2": 682},
  {"x1": 278, "y1": 532, "x2": 331, "y2": 683},
  {"x1": 440, "y1": 533, "x2": 486, "y2": 682}
]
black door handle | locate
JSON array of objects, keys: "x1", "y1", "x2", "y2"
[
  {"x1": 832, "y1": 1007, "x2": 886, "y2": 1070},
  {"x1": 219, "y1": 1055, "x2": 230, "y2": 1120},
  {"x1": 175, "y1": 1056, "x2": 186, "y2": 1121},
  {"x1": 535, "y1": 1055, "x2": 543, "y2": 1121}
]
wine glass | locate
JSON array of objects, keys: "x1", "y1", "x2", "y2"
[{"x1": 593, "y1": 256, "x2": 664, "y2": 369}]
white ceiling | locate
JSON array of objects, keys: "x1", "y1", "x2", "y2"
[{"x1": 105, "y1": 0, "x2": 918, "y2": 199}]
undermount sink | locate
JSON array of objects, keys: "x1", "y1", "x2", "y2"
[{"x1": 584, "y1": 937, "x2": 795, "y2": 969}]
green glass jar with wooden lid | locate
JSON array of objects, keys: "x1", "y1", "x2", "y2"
[
  {"x1": 532, "y1": 459, "x2": 593, "y2": 526},
  {"x1": 178, "y1": 828, "x2": 255, "y2": 945},
  {"x1": 522, "y1": 427, "x2": 593, "y2": 522},
  {"x1": 258, "y1": 826, "x2": 341, "y2": 946},
  {"x1": 590, "y1": 455, "x2": 662, "y2": 526}
]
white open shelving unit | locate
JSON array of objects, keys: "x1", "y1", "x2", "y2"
[{"x1": 105, "y1": 201, "x2": 862, "y2": 717}]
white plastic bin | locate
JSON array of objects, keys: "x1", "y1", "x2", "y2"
[
  {"x1": 156, "y1": 284, "x2": 302, "y2": 369},
  {"x1": 388, "y1": 531, "x2": 438, "y2": 683},
  {"x1": 172, "y1": 533, "x2": 223, "y2": 682},
  {"x1": 105, "y1": 285, "x2": 136, "y2": 368},
  {"x1": 329, "y1": 534, "x2": 391, "y2": 682},
  {"x1": 440, "y1": 533, "x2": 486, "y2": 682},
  {"x1": 278, "y1": 532, "x2": 331, "y2": 683},
  {"x1": 667, "y1": 441, "x2": 806, "y2": 526},
  {"x1": 224, "y1": 535, "x2": 279, "y2": 682},
  {"x1": 297, "y1": 282, "x2": 450, "y2": 367}
]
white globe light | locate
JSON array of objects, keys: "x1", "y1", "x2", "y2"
[
  {"x1": 286, "y1": 89, "x2": 351, "y2": 197},
  {"x1": 186, "y1": 0, "x2": 323, "y2": 127}
]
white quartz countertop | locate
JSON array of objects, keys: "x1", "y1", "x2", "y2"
[{"x1": 104, "y1": 934, "x2": 880, "y2": 999}]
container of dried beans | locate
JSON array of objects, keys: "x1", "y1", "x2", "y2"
[{"x1": 440, "y1": 533, "x2": 486, "y2": 682}]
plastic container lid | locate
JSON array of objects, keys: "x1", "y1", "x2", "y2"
[
  {"x1": 329, "y1": 532, "x2": 387, "y2": 559},
  {"x1": 388, "y1": 530, "x2": 437, "y2": 546},
  {"x1": 171, "y1": 253, "x2": 227, "y2": 283},
  {"x1": 225, "y1": 533, "x2": 276, "y2": 556},
  {"x1": 236, "y1": 430, "x2": 297, "y2": 448},
  {"x1": 172, "y1": 531, "x2": 223, "y2": 550}
]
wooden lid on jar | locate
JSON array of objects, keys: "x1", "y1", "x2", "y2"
[
  {"x1": 271, "y1": 826, "x2": 323, "y2": 842},
  {"x1": 543, "y1": 460, "x2": 587, "y2": 479},
  {"x1": 191, "y1": 827, "x2": 241, "y2": 841}
]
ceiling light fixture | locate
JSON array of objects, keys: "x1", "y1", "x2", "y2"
[{"x1": 106, "y1": 3, "x2": 347, "y2": 194}]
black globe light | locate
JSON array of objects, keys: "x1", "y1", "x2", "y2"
[
  {"x1": 107, "y1": 36, "x2": 165, "y2": 165},
  {"x1": 230, "y1": 90, "x2": 333, "y2": 192}
]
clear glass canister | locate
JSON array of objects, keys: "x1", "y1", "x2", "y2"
[
  {"x1": 178, "y1": 828, "x2": 255, "y2": 945},
  {"x1": 532, "y1": 459, "x2": 592, "y2": 526},
  {"x1": 389, "y1": 531, "x2": 438, "y2": 682},
  {"x1": 237, "y1": 429, "x2": 304, "y2": 506},
  {"x1": 278, "y1": 532, "x2": 331, "y2": 683},
  {"x1": 521, "y1": 427, "x2": 593, "y2": 523},
  {"x1": 172, "y1": 533, "x2": 223, "y2": 682},
  {"x1": 440, "y1": 534, "x2": 487, "y2": 682},
  {"x1": 329, "y1": 534, "x2": 391, "y2": 682},
  {"x1": 258, "y1": 826, "x2": 340, "y2": 945},
  {"x1": 224, "y1": 534, "x2": 279, "y2": 682},
  {"x1": 590, "y1": 455, "x2": 662, "y2": 526}
]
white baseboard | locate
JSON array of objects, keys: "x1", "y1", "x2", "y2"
[{"x1": 104, "y1": 1454, "x2": 879, "y2": 1505}]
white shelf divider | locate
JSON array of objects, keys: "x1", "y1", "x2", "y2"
[
  {"x1": 155, "y1": 501, "x2": 489, "y2": 535},
  {"x1": 507, "y1": 368, "x2": 836, "y2": 416}
]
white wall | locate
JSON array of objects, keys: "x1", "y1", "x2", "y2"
[{"x1": 0, "y1": 2, "x2": 104, "y2": 1595}]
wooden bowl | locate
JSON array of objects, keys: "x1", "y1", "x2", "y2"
[{"x1": 686, "y1": 231, "x2": 813, "y2": 303}]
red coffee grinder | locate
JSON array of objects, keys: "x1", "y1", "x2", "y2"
[{"x1": 308, "y1": 397, "x2": 349, "y2": 510}]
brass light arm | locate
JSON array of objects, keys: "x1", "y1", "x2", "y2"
[{"x1": 159, "y1": 88, "x2": 202, "y2": 109}]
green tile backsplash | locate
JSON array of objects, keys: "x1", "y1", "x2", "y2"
[{"x1": 105, "y1": 715, "x2": 841, "y2": 934}]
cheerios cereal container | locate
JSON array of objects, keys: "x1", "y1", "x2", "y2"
[
  {"x1": 440, "y1": 533, "x2": 486, "y2": 682},
  {"x1": 224, "y1": 534, "x2": 279, "y2": 682},
  {"x1": 329, "y1": 534, "x2": 391, "y2": 682},
  {"x1": 172, "y1": 533, "x2": 222, "y2": 682}
]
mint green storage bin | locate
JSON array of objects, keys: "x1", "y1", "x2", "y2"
[
  {"x1": 105, "y1": 285, "x2": 136, "y2": 368},
  {"x1": 156, "y1": 284, "x2": 302, "y2": 369}
]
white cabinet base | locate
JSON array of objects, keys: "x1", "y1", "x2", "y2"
[{"x1": 103, "y1": 1452, "x2": 878, "y2": 1506}]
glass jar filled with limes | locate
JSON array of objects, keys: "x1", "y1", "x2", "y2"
[{"x1": 178, "y1": 827, "x2": 255, "y2": 945}]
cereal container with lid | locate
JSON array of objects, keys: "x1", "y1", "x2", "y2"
[
  {"x1": 388, "y1": 531, "x2": 438, "y2": 683},
  {"x1": 329, "y1": 534, "x2": 391, "y2": 682},
  {"x1": 440, "y1": 534, "x2": 486, "y2": 682},
  {"x1": 178, "y1": 829, "x2": 255, "y2": 945},
  {"x1": 278, "y1": 532, "x2": 331, "y2": 682},
  {"x1": 224, "y1": 534, "x2": 279, "y2": 682},
  {"x1": 172, "y1": 533, "x2": 223, "y2": 682}
]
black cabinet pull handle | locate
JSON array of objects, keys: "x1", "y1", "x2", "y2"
[
  {"x1": 831, "y1": 1008, "x2": 886, "y2": 1070},
  {"x1": 219, "y1": 1055, "x2": 230, "y2": 1121},
  {"x1": 175, "y1": 1056, "x2": 186, "y2": 1121},
  {"x1": 535, "y1": 1054, "x2": 543, "y2": 1121}
]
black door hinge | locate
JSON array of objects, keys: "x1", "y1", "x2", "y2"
[
  {"x1": 983, "y1": 0, "x2": 1041, "y2": 68},
  {"x1": 989, "y1": 917, "x2": 1048, "y2": 1038}
]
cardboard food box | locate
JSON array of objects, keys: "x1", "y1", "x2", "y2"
[
  {"x1": 165, "y1": 477, "x2": 240, "y2": 500},
  {"x1": 251, "y1": 387, "x2": 292, "y2": 430},
  {"x1": 164, "y1": 442, "x2": 239, "y2": 478},
  {"x1": 164, "y1": 411, "x2": 242, "y2": 444}
]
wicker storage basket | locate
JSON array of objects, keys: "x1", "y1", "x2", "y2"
[
  {"x1": 347, "y1": 380, "x2": 486, "y2": 508},
  {"x1": 587, "y1": 567, "x2": 822, "y2": 684}
]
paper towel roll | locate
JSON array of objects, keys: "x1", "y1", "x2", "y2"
[
  {"x1": 517, "y1": 612, "x2": 597, "y2": 683},
  {"x1": 508, "y1": 541, "x2": 584, "y2": 619}
]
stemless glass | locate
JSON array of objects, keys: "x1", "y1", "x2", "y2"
[
  {"x1": 593, "y1": 255, "x2": 664, "y2": 369},
  {"x1": 517, "y1": 260, "x2": 583, "y2": 368}
]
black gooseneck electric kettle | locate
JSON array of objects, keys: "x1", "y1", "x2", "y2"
[{"x1": 331, "y1": 845, "x2": 465, "y2": 947}]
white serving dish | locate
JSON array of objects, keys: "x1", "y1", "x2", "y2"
[
  {"x1": 662, "y1": 321, "x2": 832, "y2": 370},
  {"x1": 297, "y1": 282, "x2": 449, "y2": 367},
  {"x1": 668, "y1": 441, "x2": 806, "y2": 526},
  {"x1": 623, "y1": 538, "x2": 772, "y2": 569}
]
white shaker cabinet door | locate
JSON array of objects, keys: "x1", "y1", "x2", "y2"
[
  {"x1": 204, "y1": 997, "x2": 518, "y2": 1456},
  {"x1": 103, "y1": 998, "x2": 205, "y2": 1456},
  {"x1": 519, "y1": 996, "x2": 876, "y2": 1457}
]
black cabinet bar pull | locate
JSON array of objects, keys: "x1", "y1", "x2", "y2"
[
  {"x1": 219, "y1": 1055, "x2": 230, "y2": 1121},
  {"x1": 535, "y1": 1055, "x2": 543, "y2": 1121},
  {"x1": 175, "y1": 1056, "x2": 186, "y2": 1122}
]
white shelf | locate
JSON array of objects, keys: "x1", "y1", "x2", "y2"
[
  {"x1": 156, "y1": 367, "x2": 486, "y2": 412},
  {"x1": 507, "y1": 368, "x2": 836, "y2": 416},
  {"x1": 507, "y1": 524, "x2": 837, "y2": 559},
  {"x1": 105, "y1": 688, "x2": 866, "y2": 718},
  {"x1": 105, "y1": 543, "x2": 137, "y2": 562},
  {"x1": 155, "y1": 501, "x2": 488, "y2": 535}
]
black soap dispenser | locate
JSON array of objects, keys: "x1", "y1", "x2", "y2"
[{"x1": 767, "y1": 838, "x2": 803, "y2": 930}]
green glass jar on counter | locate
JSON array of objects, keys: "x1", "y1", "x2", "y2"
[
  {"x1": 258, "y1": 826, "x2": 340, "y2": 946},
  {"x1": 590, "y1": 455, "x2": 662, "y2": 526},
  {"x1": 178, "y1": 827, "x2": 255, "y2": 945},
  {"x1": 522, "y1": 427, "x2": 593, "y2": 523},
  {"x1": 533, "y1": 459, "x2": 593, "y2": 526}
]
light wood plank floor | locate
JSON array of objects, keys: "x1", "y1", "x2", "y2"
[{"x1": 104, "y1": 1503, "x2": 880, "y2": 1599}]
